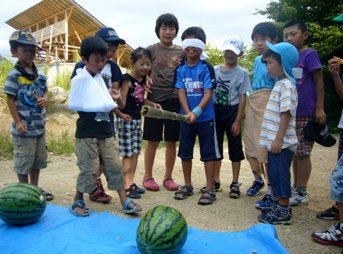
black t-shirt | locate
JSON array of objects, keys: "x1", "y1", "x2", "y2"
[{"x1": 75, "y1": 112, "x2": 112, "y2": 139}]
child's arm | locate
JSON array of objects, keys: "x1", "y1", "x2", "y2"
[
  {"x1": 312, "y1": 69, "x2": 326, "y2": 124},
  {"x1": 231, "y1": 93, "x2": 246, "y2": 137},
  {"x1": 270, "y1": 111, "x2": 291, "y2": 154},
  {"x1": 178, "y1": 88, "x2": 195, "y2": 122},
  {"x1": 6, "y1": 94, "x2": 28, "y2": 134},
  {"x1": 186, "y1": 89, "x2": 213, "y2": 124},
  {"x1": 143, "y1": 99, "x2": 162, "y2": 109},
  {"x1": 36, "y1": 92, "x2": 48, "y2": 108},
  {"x1": 328, "y1": 58, "x2": 343, "y2": 100}
]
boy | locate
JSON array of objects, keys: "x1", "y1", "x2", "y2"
[
  {"x1": 68, "y1": 36, "x2": 141, "y2": 216},
  {"x1": 3, "y1": 30, "x2": 53, "y2": 201},
  {"x1": 211, "y1": 34, "x2": 251, "y2": 198},
  {"x1": 173, "y1": 26, "x2": 220, "y2": 205},
  {"x1": 142, "y1": 13, "x2": 184, "y2": 191},
  {"x1": 244, "y1": 22, "x2": 278, "y2": 208},
  {"x1": 257, "y1": 42, "x2": 299, "y2": 224},
  {"x1": 71, "y1": 27, "x2": 128, "y2": 203},
  {"x1": 283, "y1": 19, "x2": 326, "y2": 206}
]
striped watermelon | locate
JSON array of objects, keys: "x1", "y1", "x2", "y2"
[
  {"x1": 0, "y1": 183, "x2": 46, "y2": 225},
  {"x1": 136, "y1": 205, "x2": 188, "y2": 254}
]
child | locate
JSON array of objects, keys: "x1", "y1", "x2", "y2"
[
  {"x1": 211, "y1": 34, "x2": 251, "y2": 198},
  {"x1": 142, "y1": 13, "x2": 185, "y2": 191},
  {"x1": 116, "y1": 47, "x2": 161, "y2": 199},
  {"x1": 257, "y1": 41, "x2": 298, "y2": 224},
  {"x1": 244, "y1": 22, "x2": 278, "y2": 209},
  {"x1": 68, "y1": 36, "x2": 142, "y2": 216},
  {"x1": 3, "y1": 30, "x2": 53, "y2": 201},
  {"x1": 71, "y1": 27, "x2": 126, "y2": 203},
  {"x1": 174, "y1": 26, "x2": 220, "y2": 205},
  {"x1": 283, "y1": 19, "x2": 326, "y2": 206}
]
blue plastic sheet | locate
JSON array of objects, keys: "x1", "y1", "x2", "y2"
[{"x1": 0, "y1": 204, "x2": 289, "y2": 254}]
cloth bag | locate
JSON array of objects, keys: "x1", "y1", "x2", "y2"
[{"x1": 68, "y1": 67, "x2": 117, "y2": 112}]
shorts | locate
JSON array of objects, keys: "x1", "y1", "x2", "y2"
[
  {"x1": 178, "y1": 119, "x2": 221, "y2": 162},
  {"x1": 215, "y1": 104, "x2": 245, "y2": 162},
  {"x1": 330, "y1": 155, "x2": 343, "y2": 203},
  {"x1": 12, "y1": 134, "x2": 47, "y2": 175},
  {"x1": 295, "y1": 115, "x2": 314, "y2": 156},
  {"x1": 268, "y1": 149, "x2": 294, "y2": 198},
  {"x1": 75, "y1": 137, "x2": 124, "y2": 193},
  {"x1": 116, "y1": 118, "x2": 142, "y2": 157},
  {"x1": 338, "y1": 128, "x2": 343, "y2": 160},
  {"x1": 143, "y1": 99, "x2": 180, "y2": 142}
]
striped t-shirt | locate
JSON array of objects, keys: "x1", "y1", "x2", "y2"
[
  {"x1": 3, "y1": 69, "x2": 47, "y2": 137},
  {"x1": 259, "y1": 78, "x2": 298, "y2": 153}
]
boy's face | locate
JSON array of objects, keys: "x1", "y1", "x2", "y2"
[
  {"x1": 159, "y1": 24, "x2": 176, "y2": 46},
  {"x1": 183, "y1": 35, "x2": 202, "y2": 61},
  {"x1": 265, "y1": 55, "x2": 283, "y2": 79},
  {"x1": 253, "y1": 35, "x2": 277, "y2": 55},
  {"x1": 223, "y1": 50, "x2": 241, "y2": 65},
  {"x1": 83, "y1": 53, "x2": 106, "y2": 75},
  {"x1": 104, "y1": 41, "x2": 118, "y2": 61},
  {"x1": 11, "y1": 44, "x2": 37, "y2": 67},
  {"x1": 283, "y1": 25, "x2": 308, "y2": 51}
]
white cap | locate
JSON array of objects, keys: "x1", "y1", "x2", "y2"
[{"x1": 222, "y1": 35, "x2": 244, "y2": 55}]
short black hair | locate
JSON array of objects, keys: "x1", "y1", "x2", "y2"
[
  {"x1": 80, "y1": 36, "x2": 107, "y2": 61},
  {"x1": 155, "y1": 13, "x2": 179, "y2": 39},
  {"x1": 251, "y1": 22, "x2": 278, "y2": 41},
  {"x1": 283, "y1": 19, "x2": 307, "y2": 33},
  {"x1": 9, "y1": 41, "x2": 21, "y2": 51},
  {"x1": 181, "y1": 27, "x2": 206, "y2": 44},
  {"x1": 131, "y1": 47, "x2": 151, "y2": 64},
  {"x1": 265, "y1": 49, "x2": 282, "y2": 65}
]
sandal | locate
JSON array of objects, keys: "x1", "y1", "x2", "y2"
[
  {"x1": 89, "y1": 186, "x2": 112, "y2": 203},
  {"x1": 69, "y1": 200, "x2": 90, "y2": 217},
  {"x1": 163, "y1": 178, "x2": 179, "y2": 191},
  {"x1": 122, "y1": 199, "x2": 142, "y2": 214},
  {"x1": 201, "y1": 180, "x2": 223, "y2": 193},
  {"x1": 131, "y1": 183, "x2": 145, "y2": 194},
  {"x1": 143, "y1": 178, "x2": 160, "y2": 191},
  {"x1": 198, "y1": 190, "x2": 216, "y2": 205},
  {"x1": 229, "y1": 182, "x2": 242, "y2": 199},
  {"x1": 39, "y1": 187, "x2": 54, "y2": 201},
  {"x1": 125, "y1": 187, "x2": 141, "y2": 199},
  {"x1": 174, "y1": 185, "x2": 194, "y2": 200}
]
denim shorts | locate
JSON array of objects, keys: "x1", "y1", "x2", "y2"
[{"x1": 330, "y1": 155, "x2": 343, "y2": 203}]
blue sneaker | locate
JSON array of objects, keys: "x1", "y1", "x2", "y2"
[
  {"x1": 258, "y1": 206, "x2": 292, "y2": 225},
  {"x1": 246, "y1": 181, "x2": 265, "y2": 196},
  {"x1": 255, "y1": 194, "x2": 277, "y2": 209}
]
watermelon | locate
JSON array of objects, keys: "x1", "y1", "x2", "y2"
[
  {"x1": 136, "y1": 205, "x2": 188, "y2": 254},
  {"x1": 0, "y1": 183, "x2": 46, "y2": 226}
]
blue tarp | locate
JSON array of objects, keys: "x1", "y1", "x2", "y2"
[{"x1": 0, "y1": 204, "x2": 289, "y2": 254}]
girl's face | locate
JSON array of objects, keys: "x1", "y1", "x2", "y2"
[
  {"x1": 159, "y1": 24, "x2": 177, "y2": 47},
  {"x1": 265, "y1": 55, "x2": 283, "y2": 79},
  {"x1": 132, "y1": 56, "x2": 151, "y2": 77}
]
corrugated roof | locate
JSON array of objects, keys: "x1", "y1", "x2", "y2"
[{"x1": 5, "y1": 0, "x2": 132, "y2": 68}]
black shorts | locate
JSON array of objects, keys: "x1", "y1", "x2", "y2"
[{"x1": 143, "y1": 99, "x2": 181, "y2": 142}]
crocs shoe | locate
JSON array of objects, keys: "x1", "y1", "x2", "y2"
[
  {"x1": 89, "y1": 186, "x2": 112, "y2": 203},
  {"x1": 163, "y1": 178, "x2": 179, "y2": 191},
  {"x1": 247, "y1": 180, "x2": 264, "y2": 196},
  {"x1": 143, "y1": 177, "x2": 160, "y2": 191}
]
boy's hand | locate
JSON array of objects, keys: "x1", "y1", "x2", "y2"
[
  {"x1": 152, "y1": 103, "x2": 162, "y2": 109},
  {"x1": 328, "y1": 58, "x2": 341, "y2": 78},
  {"x1": 314, "y1": 108, "x2": 326, "y2": 125},
  {"x1": 36, "y1": 94, "x2": 48, "y2": 108},
  {"x1": 186, "y1": 112, "x2": 197, "y2": 124},
  {"x1": 121, "y1": 113, "x2": 132, "y2": 123},
  {"x1": 172, "y1": 89, "x2": 179, "y2": 98},
  {"x1": 110, "y1": 89, "x2": 121, "y2": 100},
  {"x1": 270, "y1": 139, "x2": 282, "y2": 154},
  {"x1": 16, "y1": 121, "x2": 28, "y2": 134},
  {"x1": 231, "y1": 121, "x2": 241, "y2": 137},
  {"x1": 145, "y1": 77, "x2": 153, "y2": 93}
]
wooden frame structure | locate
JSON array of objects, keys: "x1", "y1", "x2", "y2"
[{"x1": 5, "y1": 0, "x2": 133, "y2": 68}]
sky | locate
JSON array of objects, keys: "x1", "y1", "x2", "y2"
[{"x1": 0, "y1": 0, "x2": 272, "y2": 57}]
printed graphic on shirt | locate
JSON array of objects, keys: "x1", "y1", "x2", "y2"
[
  {"x1": 156, "y1": 53, "x2": 182, "y2": 68},
  {"x1": 215, "y1": 77, "x2": 231, "y2": 106},
  {"x1": 183, "y1": 77, "x2": 203, "y2": 95},
  {"x1": 131, "y1": 82, "x2": 144, "y2": 106}
]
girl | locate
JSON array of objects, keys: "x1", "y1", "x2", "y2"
[{"x1": 116, "y1": 47, "x2": 161, "y2": 199}]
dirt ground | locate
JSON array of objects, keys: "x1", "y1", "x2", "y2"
[{"x1": 0, "y1": 109, "x2": 341, "y2": 254}]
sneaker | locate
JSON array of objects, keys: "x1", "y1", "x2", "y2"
[
  {"x1": 255, "y1": 194, "x2": 277, "y2": 209},
  {"x1": 317, "y1": 205, "x2": 340, "y2": 220},
  {"x1": 89, "y1": 186, "x2": 112, "y2": 203},
  {"x1": 289, "y1": 192, "x2": 309, "y2": 206},
  {"x1": 247, "y1": 181, "x2": 264, "y2": 196},
  {"x1": 312, "y1": 223, "x2": 343, "y2": 247},
  {"x1": 258, "y1": 206, "x2": 292, "y2": 225}
]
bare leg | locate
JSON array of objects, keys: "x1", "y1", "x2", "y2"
[
  {"x1": 143, "y1": 141, "x2": 159, "y2": 180},
  {"x1": 182, "y1": 159, "x2": 192, "y2": 187},
  {"x1": 337, "y1": 202, "x2": 343, "y2": 223},
  {"x1": 204, "y1": 161, "x2": 215, "y2": 191},
  {"x1": 29, "y1": 169, "x2": 40, "y2": 186},
  {"x1": 164, "y1": 141, "x2": 177, "y2": 180},
  {"x1": 296, "y1": 155, "x2": 312, "y2": 188},
  {"x1": 97, "y1": 168, "x2": 103, "y2": 178},
  {"x1": 122, "y1": 154, "x2": 139, "y2": 189},
  {"x1": 214, "y1": 160, "x2": 221, "y2": 183},
  {"x1": 278, "y1": 197, "x2": 289, "y2": 207},
  {"x1": 232, "y1": 161, "x2": 240, "y2": 183},
  {"x1": 18, "y1": 174, "x2": 29, "y2": 183}
]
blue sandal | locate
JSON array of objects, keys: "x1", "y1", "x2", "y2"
[
  {"x1": 122, "y1": 199, "x2": 142, "y2": 214},
  {"x1": 69, "y1": 200, "x2": 90, "y2": 217}
]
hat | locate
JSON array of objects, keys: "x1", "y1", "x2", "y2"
[
  {"x1": 333, "y1": 14, "x2": 343, "y2": 22},
  {"x1": 9, "y1": 30, "x2": 42, "y2": 50},
  {"x1": 95, "y1": 27, "x2": 126, "y2": 44},
  {"x1": 303, "y1": 119, "x2": 336, "y2": 147},
  {"x1": 222, "y1": 35, "x2": 244, "y2": 55},
  {"x1": 266, "y1": 41, "x2": 299, "y2": 84}
]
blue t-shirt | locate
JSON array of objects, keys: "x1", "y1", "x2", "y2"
[
  {"x1": 174, "y1": 60, "x2": 216, "y2": 122},
  {"x1": 252, "y1": 56, "x2": 276, "y2": 91}
]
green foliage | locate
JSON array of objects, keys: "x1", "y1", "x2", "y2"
[
  {"x1": 0, "y1": 58, "x2": 14, "y2": 86},
  {"x1": 205, "y1": 42, "x2": 224, "y2": 66},
  {"x1": 74, "y1": 49, "x2": 81, "y2": 63},
  {"x1": 50, "y1": 69, "x2": 72, "y2": 92},
  {"x1": 46, "y1": 130, "x2": 75, "y2": 156},
  {"x1": 0, "y1": 127, "x2": 14, "y2": 159}
]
